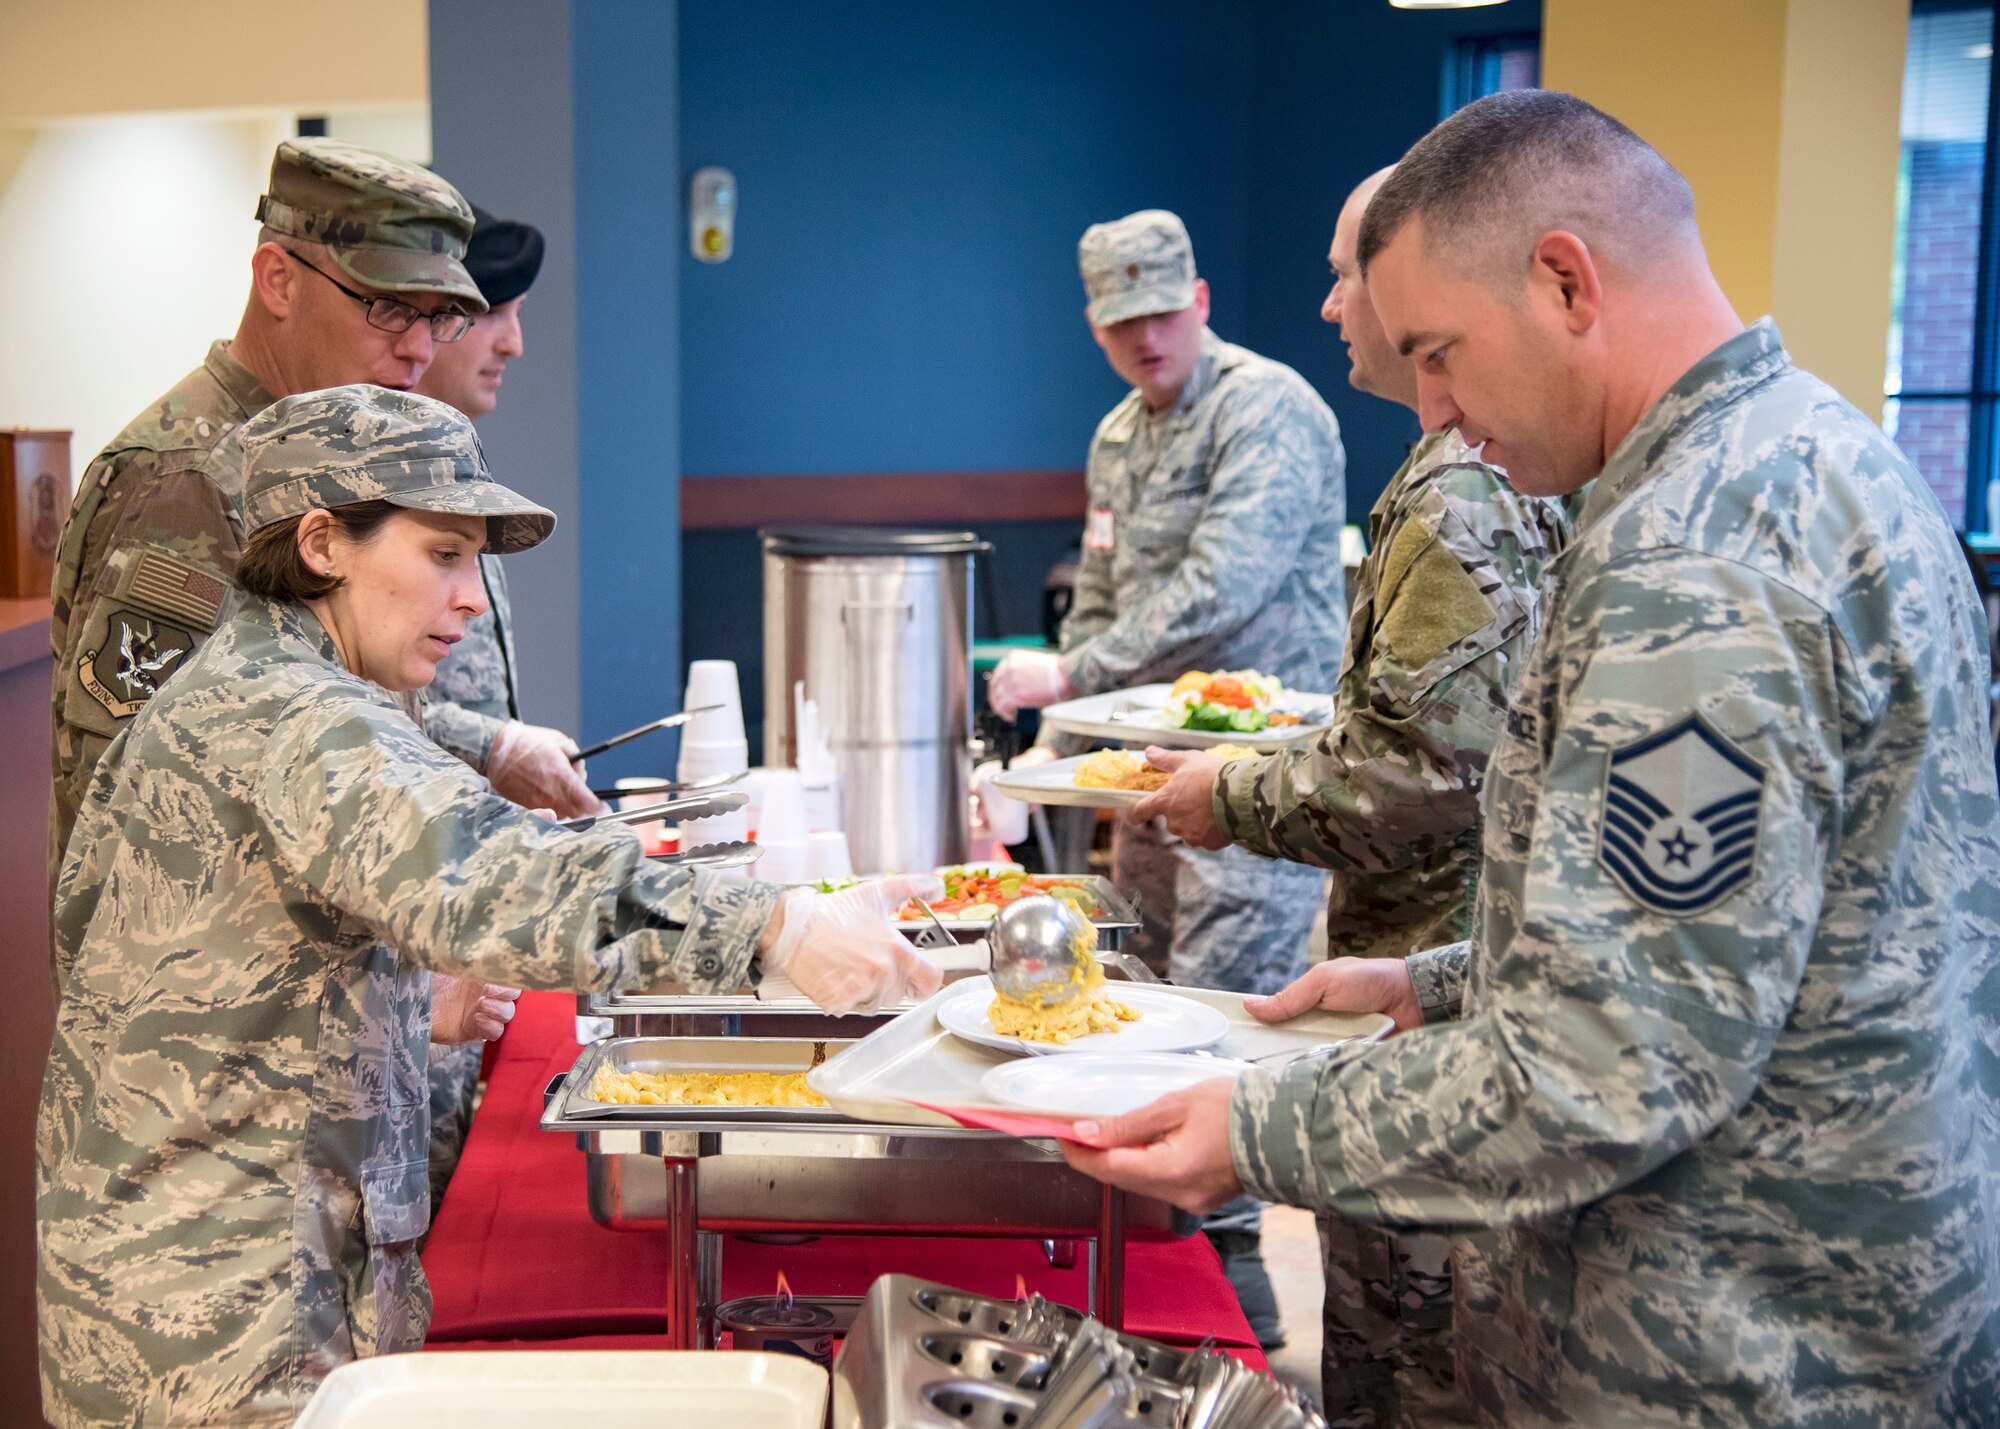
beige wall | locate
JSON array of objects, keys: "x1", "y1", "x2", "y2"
[
  {"x1": 0, "y1": 0, "x2": 429, "y2": 477},
  {"x1": 0, "y1": 0, "x2": 427, "y2": 125},
  {"x1": 1543, "y1": 0, "x2": 1908, "y2": 414}
]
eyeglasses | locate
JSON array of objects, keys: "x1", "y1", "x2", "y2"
[{"x1": 283, "y1": 251, "x2": 472, "y2": 342}]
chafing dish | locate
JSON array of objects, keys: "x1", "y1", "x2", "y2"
[{"x1": 541, "y1": 1017, "x2": 1193, "y2": 1350}]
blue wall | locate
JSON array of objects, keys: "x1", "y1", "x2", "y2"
[
  {"x1": 438, "y1": 1, "x2": 1541, "y2": 750},
  {"x1": 672, "y1": 0, "x2": 1538, "y2": 751},
  {"x1": 1241, "y1": 0, "x2": 1545, "y2": 509},
  {"x1": 678, "y1": 0, "x2": 1258, "y2": 476},
  {"x1": 573, "y1": 1, "x2": 687, "y2": 782}
]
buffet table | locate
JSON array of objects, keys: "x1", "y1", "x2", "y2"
[{"x1": 422, "y1": 990, "x2": 1266, "y2": 1365}]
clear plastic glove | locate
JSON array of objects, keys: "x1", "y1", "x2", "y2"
[
  {"x1": 761, "y1": 874, "x2": 948, "y2": 1015},
  {"x1": 431, "y1": 974, "x2": 522, "y2": 1044},
  {"x1": 988, "y1": 650, "x2": 1071, "y2": 721},
  {"x1": 487, "y1": 721, "x2": 606, "y2": 820}
]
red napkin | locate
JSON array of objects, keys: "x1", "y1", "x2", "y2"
[{"x1": 910, "y1": 1100, "x2": 1085, "y2": 1142}]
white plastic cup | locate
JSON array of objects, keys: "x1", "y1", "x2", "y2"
[
  {"x1": 801, "y1": 776, "x2": 843, "y2": 835},
  {"x1": 807, "y1": 829, "x2": 854, "y2": 881},
  {"x1": 683, "y1": 659, "x2": 747, "y2": 745},
  {"x1": 758, "y1": 769, "x2": 808, "y2": 842},
  {"x1": 677, "y1": 735, "x2": 750, "y2": 784}
]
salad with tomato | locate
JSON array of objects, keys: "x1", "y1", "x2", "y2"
[
  {"x1": 1162, "y1": 669, "x2": 1298, "y2": 734},
  {"x1": 813, "y1": 865, "x2": 1103, "y2": 922}
]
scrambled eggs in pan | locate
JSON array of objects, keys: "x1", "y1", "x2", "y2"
[{"x1": 591, "y1": 1067, "x2": 827, "y2": 1107}]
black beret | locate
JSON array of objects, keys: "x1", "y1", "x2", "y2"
[{"x1": 464, "y1": 202, "x2": 545, "y2": 307}]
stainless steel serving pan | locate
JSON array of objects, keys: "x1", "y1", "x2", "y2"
[
  {"x1": 582, "y1": 949, "x2": 1158, "y2": 1028},
  {"x1": 541, "y1": 1032, "x2": 1193, "y2": 1238}
]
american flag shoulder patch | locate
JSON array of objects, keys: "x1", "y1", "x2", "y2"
[{"x1": 121, "y1": 547, "x2": 227, "y2": 631}]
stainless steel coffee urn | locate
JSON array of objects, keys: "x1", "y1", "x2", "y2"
[{"x1": 762, "y1": 528, "x2": 989, "y2": 872}]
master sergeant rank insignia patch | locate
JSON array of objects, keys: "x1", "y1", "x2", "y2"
[{"x1": 1598, "y1": 714, "x2": 1765, "y2": 917}]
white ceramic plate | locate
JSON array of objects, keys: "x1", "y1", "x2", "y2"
[
  {"x1": 984, "y1": 754, "x2": 1155, "y2": 809},
  {"x1": 981, "y1": 1052, "x2": 1253, "y2": 1118},
  {"x1": 1037, "y1": 682, "x2": 1335, "y2": 752},
  {"x1": 934, "y1": 975, "x2": 1231, "y2": 1056}
]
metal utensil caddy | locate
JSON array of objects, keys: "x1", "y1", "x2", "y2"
[{"x1": 547, "y1": 926, "x2": 1183, "y2": 1351}]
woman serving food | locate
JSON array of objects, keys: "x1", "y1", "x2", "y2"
[{"x1": 37, "y1": 385, "x2": 939, "y2": 1428}]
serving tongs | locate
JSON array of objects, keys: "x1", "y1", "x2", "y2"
[
  {"x1": 557, "y1": 789, "x2": 747, "y2": 832},
  {"x1": 569, "y1": 704, "x2": 725, "y2": 762},
  {"x1": 648, "y1": 839, "x2": 761, "y2": 871},
  {"x1": 589, "y1": 768, "x2": 748, "y2": 800}
]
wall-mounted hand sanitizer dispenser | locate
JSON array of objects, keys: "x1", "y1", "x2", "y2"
[{"x1": 689, "y1": 166, "x2": 736, "y2": 263}]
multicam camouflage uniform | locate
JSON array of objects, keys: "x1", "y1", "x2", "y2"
[
  {"x1": 1051, "y1": 324, "x2": 1347, "y2": 994},
  {"x1": 48, "y1": 342, "x2": 273, "y2": 887},
  {"x1": 48, "y1": 137, "x2": 485, "y2": 882},
  {"x1": 1214, "y1": 431, "x2": 1566, "y2": 1426},
  {"x1": 39, "y1": 387, "x2": 786, "y2": 1428},
  {"x1": 1231, "y1": 322, "x2": 2000, "y2": 1427}
]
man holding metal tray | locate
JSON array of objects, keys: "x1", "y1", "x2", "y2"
[
  {"x1": 986, "y1": 207, "x2": 1348, "y2": 1349},
  {"x1": 1060, "y1": 93, "x2": 2000, "y2": 1428}
]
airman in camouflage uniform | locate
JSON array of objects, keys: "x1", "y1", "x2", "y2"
[
  {"x1": 48, "y1": 137, "x2": 485, "y2": 884},
  {"x1": 994, "y1": 210, "x2": 1347, "y2": 996},
  {"x1": 987, "y1": 209, "x2": 1347, "y2": 1347},
  {"x1": 38, "y1": 386, "x2": 931, "y2": 1427},
  {"x1": 1067, "y1": 93, "x2": 2000, "y2": 1429},
  {"x1": 1232, "y1": 313, "x2": 2000, "y2": 1427}
]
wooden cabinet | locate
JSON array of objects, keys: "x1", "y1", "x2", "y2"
[{"x1": 0, "y1": 431, "x2": 70, "y2": 601}]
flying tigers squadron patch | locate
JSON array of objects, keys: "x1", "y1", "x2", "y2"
[
  {"x1": 1598, "y1": 714, "x2": 1765, "y2": 917},
  {"x1": 79, "y1": 609, "x2": 194, "y2": 720}
]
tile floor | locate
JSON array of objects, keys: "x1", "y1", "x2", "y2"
[{"x1": 1260, "y1": 1202, "x2": 1324, "y2": 1406}]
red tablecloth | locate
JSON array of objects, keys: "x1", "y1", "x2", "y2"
[{"x1": 422, "y1": 990, "x2": 1263, "y2": 1366}]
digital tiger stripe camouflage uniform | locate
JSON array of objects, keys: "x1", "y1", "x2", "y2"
[{"x1": 1231, "y1": 321, "x2": 2000, "y2": 1427}]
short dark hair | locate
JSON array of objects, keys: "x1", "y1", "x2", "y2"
[
  {"x1": 1358, "y1": 90, "x2": 1698, "y2": 286},
  {"x1": 236, "y1": 500, "x2": 400, "y2": 603}
]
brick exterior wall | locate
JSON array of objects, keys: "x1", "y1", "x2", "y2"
[{"x1": 1892, "y1": 138, "x2": 1984, "y2": 527}]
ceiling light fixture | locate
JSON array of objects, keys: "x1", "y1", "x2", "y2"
[{"x1": 1390, "y1": 0, "x2": 1509, "y2": 9}]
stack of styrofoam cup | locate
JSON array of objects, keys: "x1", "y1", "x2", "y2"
[
  {"x1": 753, "y1": 768, "x2": 812, "y2": 883},
  {"x1": 676, "y1": 659, "x2": 750, "y2": 856}
]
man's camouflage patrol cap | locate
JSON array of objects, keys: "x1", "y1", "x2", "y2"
[
  {"x1": 1079, "y1": 209, "x2": 1198, "y2": 327},
  {"x1": 256, "y1": 138, "x2": 487, "y2": 313},
  {"x1": 240, "y1": 386, "x2": 554, "y2": 554}
]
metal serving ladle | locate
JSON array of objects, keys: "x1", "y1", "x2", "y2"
[{"x1": 987, "y1": 894, "x2": 1097, "y2": 1007}]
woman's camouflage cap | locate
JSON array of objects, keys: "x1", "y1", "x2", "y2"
[
  {"x1": 240, "y1": 386, "x2": 556, "y2": 554},
  {"x1": 255, "y1": 138, "x2": 487, "y2": 312}
]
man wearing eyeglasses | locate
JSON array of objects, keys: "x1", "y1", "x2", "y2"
[{"x1": 47, "y1": 139, "x2": 598, "y2": 886}]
